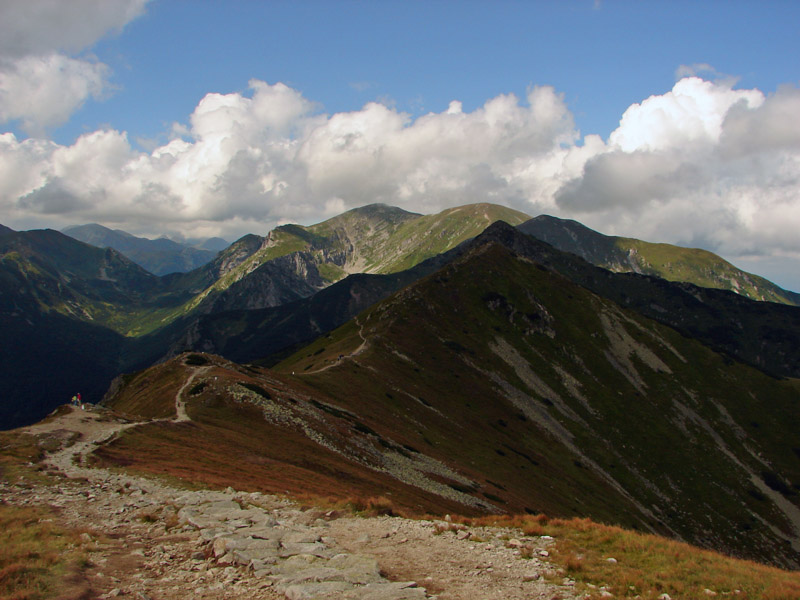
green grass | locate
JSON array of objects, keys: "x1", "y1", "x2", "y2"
[
  {"x1": 317, "y1": 261, "x2": 347, "y2": 283},
  {"x1": 616, "y1": 238, "x2": 797, "y2": 305},
  {"x1": 385, "y1": 203, "x2": 531, "y2": 273}
]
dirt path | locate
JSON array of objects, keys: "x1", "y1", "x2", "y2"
[
  {"x1": 305, "y1": 316, "x2": 371, "y2": 375},
  {"x1": 175, "y1": 365, "x2": 210, "y2": 422},
  {"x1": 5, "y1": 402, "x2": 577, "y2": 600}
]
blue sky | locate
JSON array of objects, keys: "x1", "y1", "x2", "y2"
[
  {"x1": 48, "y1": 1, "x2": 800, "y2": 146},
  {"x1": 1, "y1": 0, "x2": 800, "y2": 290}
]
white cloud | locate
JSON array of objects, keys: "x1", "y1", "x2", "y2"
[
  {"x1": 0, "y1": 0, "x2": 148, "y2": 135},
  {"x1": 0, "y1": 0, "x2": 149, "y2": 58},
  {"x1": 0, "y1": 81, "x2": 578, "y2": 238},
  {"x1": 608, "y1": 77, "x2": 762, "y2": 152},
  {"x1": 720, "y1": 85, "x2": 800, "y2": 156},
  {"x1": 0, "y1": 54, "x2": 109, "y2": 135},
  {"x1": 3, "y1": 74, "x2": 800, "y2": 290},
  {"x1": 554, "y1": 78, "x2": 800, "y2": 287}
]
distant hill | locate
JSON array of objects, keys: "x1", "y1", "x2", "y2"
[
  {"x1": 189, "y1": 236, "x2": 229, "y2": 252},
  {"x1": 264, "y1": 202, "x2": 532, "y2": 279},
  {"x1": 519, "y1": 215, "x2": 800, "y2": 305},
  {"x1": 0, "y1": 224, "x2": 14, "y2": 237},
  {"x1": 63, "y1": 223, "x2": 226, "y2": 276},
  {"x1": 158, "y1": 203, "x2": 532, "y2": 327}
]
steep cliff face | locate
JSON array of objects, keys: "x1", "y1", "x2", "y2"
[
  {"x1": 200, "y1": 251, "x2": 326, "y2": 313},
  {"x1": 213, "y1": 234, "x2": 265, "y2": 278}
]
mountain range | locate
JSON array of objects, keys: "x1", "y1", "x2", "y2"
[
  {"x1": 2, "y1": 203, "x2": 799, "y2": 425},
  {"x1": 101, "y1": 222, "x2": 800, "y2": 569},
  {"x1": 2, "y1": 203, "x2": 799, "y2": 569},
  {"x1": 62, "y1": 223, "x2": 229, "y2": 276}
]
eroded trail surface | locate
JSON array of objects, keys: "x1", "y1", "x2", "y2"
[{"x1": 4, "y1": 405, "x2": 578, "y2": 600}]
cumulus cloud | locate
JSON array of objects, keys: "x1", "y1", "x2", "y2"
[
  {"x1": 720, "y1": 85, "x2": 800, "y2": 156},
  {"x1": 3, "y1": 72, "x2": 800, "y2": 289},
  {"x1": 0, "y1": 0, "x2": 148, "y2": 134},
  {"x1": 0, "y1": 54, "x2": 109, "y2": 135},
  {"x1": 0, "y1": 81, "x2": 581, "y2": 240},
  {"x1": 0, "y1": 0, "x2": 148, "y2": 58},
  {"x1": 608, "y1": 77, "x2": 763, "y2": 152},
  {"x1": 554, "y1": 77, "x2": 800, "y2": 285}
]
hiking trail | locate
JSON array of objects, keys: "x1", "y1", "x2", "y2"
[{"x1": 5, "y1": 387, "x2": 577, "y2": 599}]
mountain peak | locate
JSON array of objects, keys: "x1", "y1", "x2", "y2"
[{"x1": 317, "y1": 203, "x2": 422, "y2": 232}]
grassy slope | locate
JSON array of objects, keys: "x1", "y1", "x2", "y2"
[
  {"x1": 460, "y1": 514, "x2": 800, "y2": 600},
  {"x1": 619, "y1": 237, "x2": 799, "y2": 305},
  {"x1": 519, "y1": 215, "x2": 799, "y2": 306},
  {"x1": 277, "y1": 242, "x2": 800, "y2": 568},
  {"x1": 383, "y1": 203, "x2": 531, "y2": 273},
  {"x1": 99, "y1": 354, "x2": 487, "y2": 516}
]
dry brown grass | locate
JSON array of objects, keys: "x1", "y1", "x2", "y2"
[
  {"x1": 91, "y1": 396, "x2": 476, "y2": 518},
  {"x1": 452, "y1": 514, "x2": 800, "y2": 600},
  {"x1": 0, "y1": 504, "x2": 90, "y2": 600},
  {"x1": 345, "y1": 496, "x2": 399, "y2": 516},
  {"x1": 0, "y1": 431, "x2": 47, "y2": 485}
]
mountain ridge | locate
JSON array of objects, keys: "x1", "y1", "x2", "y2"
[
  {"x1": 272, "y1": 235, "x2": 800, "y2": 567},
  {"x1": 519, "y1": 214, "x2": 800, "y2": 305},
  {"x1": 102, "y1": 229, "x2": 800, "y2": 568},
  {"x1": 4, "y1": 204, "x2": 800, "y2": 432}
]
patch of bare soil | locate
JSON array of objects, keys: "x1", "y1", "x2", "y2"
[{"x1": 330, "y1": 516, "x2": 568, "y2": 600}]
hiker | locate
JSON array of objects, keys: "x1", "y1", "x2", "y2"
[
  {"x1": 77, "y1": 392, "x2": 83, "y2": 410},
  {"x1": 71, "y1": 394, "x2": 78, "y2": 407}
]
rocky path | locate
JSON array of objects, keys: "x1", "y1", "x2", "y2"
[
  {"x1": 175, "y1": 366, "x2": 210, "y2": 422},
  {"x1": 5, "y1": 405, "x2": 579, "y2": 600}
]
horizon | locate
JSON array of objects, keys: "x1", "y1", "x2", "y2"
[{"x1": 1, "y1": 1, "x2": 799, "y2": 290}]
